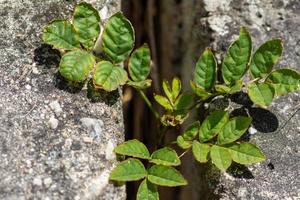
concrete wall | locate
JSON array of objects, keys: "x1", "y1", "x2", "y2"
[{"x1": 0, "y1": 1, "x2": 125, "y2": 199}]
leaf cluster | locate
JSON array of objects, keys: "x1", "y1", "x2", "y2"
[
  {"x1": 191, "y1": 27, "x2": 300, "y2": 108},
  {"x1": 43, "y1": 2, "x2": 151, "y2": 92},
  {"x1": 177, "y1": 111, "x2": 265, "y2": 171},
  {"x1": 110, "y1": 140, "x2": 186, "y2": 200},
  {"x1": 42, "y1": 2, "x2": 300, "y2": 200}
]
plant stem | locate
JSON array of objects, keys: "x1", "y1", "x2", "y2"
[
  {"x1": 158, "y1": 125, "x2": 169, "y2": 148},
  {"x1": 137, "y1": 89, "x2": 160, "y2": 120},
  {"x1": 179, "y1": 149, "x2": 190, "y2": 158}
]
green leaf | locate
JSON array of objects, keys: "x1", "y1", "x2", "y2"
[
  {"x1": 148, "y1": 165, "x2": 187, "y2": 187},
  {"x1": 215, "y1": 84, "x2": 230, "y2": 93},
  {"x1": 172, "y1": 78, "x2": 181, "y2": 100},
  {"x1": 154, "y1": 95, "x2": 173, "y2": 110},
  {"x1": 210, "y1": 145, "x2": 232, "y2": 171},
  {"x1": 221, "y1": 27, "x2": 252, "y2": 85},
  {"x1": 182, "y1": 121, "x2": 200, "y2": 141},
  {"x1": 127, "y1": 79, "x2": 152, "y2": 89},
  {"x1": 101, "y1": 12, "x2": 135, "y2": 63},
  {"x1": 114, "y1": 139, "x2": 150, "y2": 159},
  {"x1": 73, "y1": 2, "x2": 100, "y2": 49},
  {"x1": 128, "y1": 44, "x2": 151, "y2": 82},
  {"x1": 43, "y1": 20, "x2": 80, "y2": 50},
  {"x1": 110, "y1": 158, "x2": 147, "y2": 181},
  {"x1": 137, "y1": 179, "x2": 159, "y2": 200},
  {"x1": 192, "y1": 141, "x2": 210, "y2": 163},
  {"x1": 150, "y1": 147, "x2": 181, "y2": 166},
  {"x1": 266, "y1": 68, "x2": 300, "y2": 96},
  {"x1": 199, "y1": 111, "x2": 229, "y2": 142},
  {"x1": 215, "y1": 81, "x2": 243, "y2": 94},
  {"x1": 59, "y1": 50, "x2": 95, "y2": 82},
  {"x1": 250, "y1": 39, "x2": 283, "y2": 78},
  {"x1": 229, "y1": 80, "x2": 243, "y2": 94},
  {"x1": 176, "y1": 136, "x2": 192, "y2": 149},
  {"x1": 162, "y1": 80, "x2": 173, "y2": 102},
  {"x1": 194, "y1": 48, "x2": 217, "y2": 91},
  {"x1": 190, "y1": 81, "x2": 212, "y2": 100},
  {"x1": 247, "y1": 82, "x2": 275, "y2": 108},
  {"x1": 93, "y1": 61, "x2": 128, "y2": 91},
  {"x1": 217, "y1": 116, "x2": 252, "y2": 145},
  {"x1": 174, "y1": 94, "x2": 193, "y2": 111},
  {"x1": 227, "y1": 142, "x2": 266, "y2": 165}
]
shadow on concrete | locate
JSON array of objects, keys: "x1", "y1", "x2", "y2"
[
  {"x1": 33, "y1": 44, "x2": 61, "y2": 69},
  {"x1": 230, "y1": 91, "x2": 253, "y2": 107},
  {"x1": 87, "y1": 80, "x2": 119, "y2": 105},
  {"x1": 248, "y1": 107, "x2": 279, "y2": 133},
  {"x1": 228, "y1": 163, "x2": 254, "y2": 179},
  {"x1": 54, "y1": 72, "x2": 84, "y2": 94},
  {"x1": 230, "y1": 91, "x2": 279, "y2": 133}
]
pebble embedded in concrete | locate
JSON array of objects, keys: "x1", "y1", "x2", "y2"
[
  {"x1": 49, "y1": 100, "x2": 62, "y2": 116},
  {"x1": 105, "y1": 140, "x2": 116, "y2": 160},
  {"x1": 48, "y1": 116, "x2": 58, "y2": 129},
  {"x1": 33, "y1": 177, "x2": 42, "y2": 186}
]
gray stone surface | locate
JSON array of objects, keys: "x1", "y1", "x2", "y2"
[
  {"x1": 201, "y1": 0, "x2": 300, "y2": 199},
  {"x1": 0, "y1": 0, "x2": 125, "y2": 199}
]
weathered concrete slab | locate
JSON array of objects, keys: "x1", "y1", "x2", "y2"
[
  {"x1": 0, "y1": 0, "x2": 125, "y2": 199},
  {"x1": 201, "y1": 0, "x2": 300, "y2": 199}
]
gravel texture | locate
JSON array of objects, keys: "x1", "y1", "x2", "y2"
[{"x1": 0, "y1": 0, "x2": 125, "y2": 199}]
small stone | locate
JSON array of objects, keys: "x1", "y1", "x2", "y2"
[
  {"x1": 64, "y1": 138, "x2": 73, "y2": 149},
  {"x1": 43, "y1": 177, "x2": 52, "y2": 187},
  {"x1": 80, "y1": 118, "x2": 103, "y2": 140},
  {"x1": 100, "y1": 6, "x2": 108, "y2": 20},
  {"x1": 248, "y1": 126, "x2": 257, "y2": 135},
  {"x1": 83, "y1": 136, "x2": 93, "y2": 143},
  {"x1": 25, "y1": 84, "x2": 31, "y2": 90},
  {"x1": 49, "y1": 100, "x2": 62, "y2": 116},
  {"x1": 105, "y1": 140, "x2": 115, "y2": 160},
  {"x1": 48, "y1": 116, "x2": 58, "y2": 129},
  {"x1": 32, "y1": 65, "x2": 39, "y2": 74},
  {"x1": 33, "y1": 177, "x2": 42, "y2": 186}
]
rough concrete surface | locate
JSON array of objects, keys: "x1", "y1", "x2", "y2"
[
  {"x1": 201, "y1": 0, "x2": 300, "y2": 199},
  {"x1": 0, "y1": 0, "x2": 125, "y2": 199}
]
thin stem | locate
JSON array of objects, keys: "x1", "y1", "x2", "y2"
[
  {"x1": 137, "y1": 89, "x2": 160, "y2": 120},
  {"x1": 179, "y1": 148, "x2": 190, "y2": 158},
  {"x1": 158, "y1": 125, "x2": 169, "y2": 148}
]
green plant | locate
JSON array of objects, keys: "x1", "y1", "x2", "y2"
[{"x1": 43, "y1": 2, "x2": 300, "y2": 199}]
